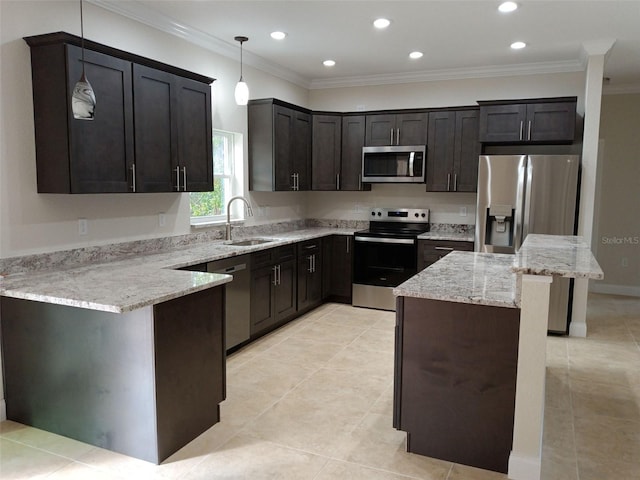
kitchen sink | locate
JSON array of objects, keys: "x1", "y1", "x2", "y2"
[{"x1": 228, "y1": 238, "x2": 274, "y2": 247}]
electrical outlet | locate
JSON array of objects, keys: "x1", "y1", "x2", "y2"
[
  {"x1": 459, "y1": 207, "x2": 467, "y2": 217},
  {"x1": 621, "y1": 257, "x2": 629, "y2": 268},
  {"x1": 78, "y1": 218, "x2": 88, "y2": 235},
  {"x1": 354, "y1": 204, "x2": 363, "y2": 213},
  {"x1": 158, "y1": 213, "x2": 166, "y2": 227}
]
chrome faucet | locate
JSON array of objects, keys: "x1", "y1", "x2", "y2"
[{"x1": 226, "y1": 196, "x2": 254, "y2": 241}]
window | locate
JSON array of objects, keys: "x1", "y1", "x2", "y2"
[{"x1": 190, "y1": 130, "x2": 242, "y2": 225}]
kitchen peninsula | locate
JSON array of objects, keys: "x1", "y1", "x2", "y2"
[
  {"x1": 393, "y1": 234, "x2": 603, "y2": 480},
  {"x1": 0, "y1": 226, "x2": 357, "y2": 464}
]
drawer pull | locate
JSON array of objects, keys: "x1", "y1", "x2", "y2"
[{"x1": 434, "y1": 246, "x2": 454, "y2": 251}]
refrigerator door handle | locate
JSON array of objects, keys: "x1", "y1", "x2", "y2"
[{"x1": 514, "y1": 156, "x2": 527, "y2": 251}]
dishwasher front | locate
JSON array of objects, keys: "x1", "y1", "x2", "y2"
[{"x1": 208, "y1": 254, "x2": 251, "y2": 350}]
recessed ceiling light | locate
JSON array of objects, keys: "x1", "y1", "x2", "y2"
[
  {"x1": 409, "y1": 51, "x2": 423, "y2": 59},
  {"x1": 373, "y1": 18, "x2": 391, "y2": 29},
  {"x1": 511, "y1": 41, "x2": 526, "y2": 49},
  {"x1": 498, "y1": 2, "x2": 518, "y2": 13},
  {"x1": 323, "y1": 60, "x2": 336, "y2": 67},
  {"x1": 270, "y1": 31, "x2": 287, "y2": 40}
]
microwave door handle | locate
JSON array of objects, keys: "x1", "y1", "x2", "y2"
[{"x1": 408, "y1": 152, "x2": 415, "y2": 177}]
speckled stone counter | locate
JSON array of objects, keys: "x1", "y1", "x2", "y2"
[
  {"x1": 393, "y1": 251, "x2": 518, "y2": 308},
  {"x1": 0, "y1": 227, "x2": 356, "y2": 313},
  {"x1": 512, "y1": 234, "x2": 604, "y2": 279}
]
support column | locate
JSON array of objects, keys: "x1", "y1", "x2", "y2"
[
  {"x1": 508, "y1": 274, "x2": 552, "y2": 480},
  {"x1": 571, "y1": 39, "x2": 615, "y2": 337}
]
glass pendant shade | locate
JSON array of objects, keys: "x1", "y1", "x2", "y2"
[
  {"x1": 72, "y1": 0, "x2": 96, "y2": 120},
  {"x1": 234, "y1": 36, "x2": 249, "y2": 106},
  {"x1": 234, "y1": 78, "x2": 249, "y2": 105},
  {"x1": 72, "y1": 72, "x2": 96, "y2": 119}
]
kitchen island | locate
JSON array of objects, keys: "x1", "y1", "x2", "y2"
[{"x1": 393, "y1": 235, "x2": 603, "y2": 480}]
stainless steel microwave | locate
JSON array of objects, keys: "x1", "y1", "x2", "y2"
[{"x1": 361, "y1": 145, "x2": 426, "y2": 183}]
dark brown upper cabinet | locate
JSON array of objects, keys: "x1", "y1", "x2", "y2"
[
  {"x1": 365, "y1": 112, "x2": 428, "y2": 146},
  {"x1": 24, "y1": 32, "x2": 214, "y2": 194},
  {"x1": 426, "y1": 109, "x2": 480, "y2": 192},
  {"x1": 478, "y1": 97, "x2": 577, "y2": 144},
  {"x1": 249, "y1": 99, "x2": 311, "y2": 191},
  {"x1": 311, "y1": 114, "x2": 370, "y2": 191}
]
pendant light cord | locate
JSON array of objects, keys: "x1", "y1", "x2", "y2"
[
  {"x1": 239, "y1": 39, "x2": 244, "y2": 80},
  {"x1": 80, "y1": 0, "x2": 85, "y2": 75}
]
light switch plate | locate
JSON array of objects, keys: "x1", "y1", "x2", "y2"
[{"x1": 78, "y1": 218, "x2": 88, "y2": 235}]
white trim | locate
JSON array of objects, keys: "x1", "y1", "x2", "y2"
[
  {"x1": 0, "y1": 399, "x2": 6, "y2": 422},
  {"x1": 522, "y1": 274, "x2": 553, "y2": 284},
  {"x1": 590, "y1": 282, "x2": 640, "y2": 297},
  {"x1": 508, "y1": 452, "x2": 542, "y2": 480},
  {"x1": 569, "y1": 321, "x2": 587, "y2": 338}
]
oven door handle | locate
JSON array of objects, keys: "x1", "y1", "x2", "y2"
[{"x1": 354, "y1": 236, "x2": 415, "y2": 245}]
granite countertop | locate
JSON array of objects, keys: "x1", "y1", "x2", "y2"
[
  {"x1": 417, "y1": 231, "x2": 475, "y2": 242},
  {"x1": 512, "y1": 234, "x2": 604, "y2": 279},
  {"x1": 0, "y1": 227, "x2": 356, "y2": 313},
  {"x1": 393, "y1": 251, "x2": 518, "y2": 309}
]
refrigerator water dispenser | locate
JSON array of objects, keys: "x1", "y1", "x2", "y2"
[{"x1": 484, "y1": 204, "x2": 515, "y2": 249}]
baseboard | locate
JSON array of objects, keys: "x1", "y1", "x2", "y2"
[
  {"x1": 589, "y1": 282, "x2": 640, "y2": 297},
  {"x1": 569, "y1": 321, "x2": 587, "y2": 338},
  {"x1": 0, "y1": 399, "x2": 6, "y2": 422},
  {"x1": 508, "y1": 452, "x2": 541, "y2": 480}
]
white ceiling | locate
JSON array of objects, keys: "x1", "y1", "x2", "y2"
[{"x1": 92, "y1": 0, "x2": 640, "y2": 91}]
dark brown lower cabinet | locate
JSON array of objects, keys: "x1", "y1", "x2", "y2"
[
  {"x1": 1, "y1": 287, "x2": 225, "y2": 464},
  {"x1": 297, "y1": 240, "x2": 323, "y2": 313},
  {"x1": 394, "y1": 296, "x2": 520, "y2": 473},
  {"x1": 250, "y1": 246, "x2": 297, "y2": 337}
]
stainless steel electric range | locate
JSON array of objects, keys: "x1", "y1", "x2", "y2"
[{"x1": 352, "y1": 207, "x2": 430, "y2": 311}]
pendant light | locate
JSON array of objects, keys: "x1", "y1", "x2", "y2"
[
  {"x1": 71, "y1": 0, "x2": 96, "y2": 120},
  {"x1": 234, "y1": 36, "x2": 249, "y2": 105}
]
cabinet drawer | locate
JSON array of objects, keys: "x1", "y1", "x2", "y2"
[
  {"x1": 418, "y1": 240, "x2": 474, "y2": 271},
  {"x1": 251, "y1": 249, "x2": 275, "y2": 269},
  {"x1": 297, "y1": 239, "x2": 321, "y2": 255}
]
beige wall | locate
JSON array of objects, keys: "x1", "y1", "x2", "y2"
[
  {"x1": 0, "y1": 0, "x2": 308, "y2": 259},
  {"x1": 592, "y1": 93, "x2": 640, "y2": 295}
]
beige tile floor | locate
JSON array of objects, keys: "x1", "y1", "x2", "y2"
[{"x1": 1, "y1": 293, "x2": 638, "y2": 479}]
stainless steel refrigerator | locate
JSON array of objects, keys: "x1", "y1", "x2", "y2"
[{"x1": 475, "y1": 155, "x2": 580, "y2": 333}]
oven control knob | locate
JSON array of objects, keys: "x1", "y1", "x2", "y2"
[
  {"x1": 371, "y1": 211, "x2": 375, "y2": 216},
  {"x1": 377, "y1": 212, "x2": 382, "y2": 216},
  {"x1": 421, "y1": 213, "x2": 426, "y2": 218},
  {"x1": 414, "y1": 213, "x2": 419, "y2": 217}
]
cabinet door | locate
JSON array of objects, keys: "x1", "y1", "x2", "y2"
[
  {"x1": 133, "y1": 64, "x2": 178, "y2": 192},
  {"x1": 312, "y1": 115, "x2": 341, "y2": 190},
  {"x1": 526, "y1": 102, "x2": 576, "y2": 143},
  {"x1": 298, "y1": 250, "x2": 322, "y2": 312},
  {"x1": 176, "y1": 77, "x2": 213, "y2": 192},
  {"x1": 328, "y1": 236, "x2": 353, "y2": 301},
  {"x1": 293, "y1": 111, "x2": 311, "y2": 191},
  {"x1": 275, "y1": 259, "x2": 297, "y2": 321},
  {"x1": 67, "y1": 46, "x2": 134, "y2": 193},
  {"x1": 453, "y1": 110, "x2": 480, "y2": 192},
  {"x1": 396, "y1": 113, "x2": 428, "y2": 145},
  {"x1": 274, "y1": 105, "x2": 295, "y2": 191},
  {"x1": 340, "y1": 115, "x2": 369, "y2": 191},
  {"x1": 365, "y1": 114, "x2": 396, "y2": 146},
  {"x1": 250, "y1": 264, "x2": 276, "y2": 336},
  {"x1": 478, "y1": 104, "x2": 527, "y2": 143},
  {"x1": 426, "y1": 111, "x2": 455, "y2": 192}
]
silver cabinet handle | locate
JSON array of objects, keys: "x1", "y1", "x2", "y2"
[
  {"x1": 291, "y1": 173, "x2": 296, "y2": 190},
  {"x1": 175, "y1": 166, "x2": 181, "y2": 191},
  {"x1": 390, "y1": 128, "x2": 394, "y2": 145},
  {"x1": 358, "y1": 173, "x2": 362, "y2": 191},
  {"x1": 434, "y1": 246, "x2": 454, "y2": 251},
  {"x1": 346, "y1": 236, "x2": 350, "y2": 254},
  {"x1": 447, "y1": 173, "x2": 451, "y2": 191},
  {"x1": 527, "y1": 120, "x2": 532, "y2": 141},
  {"x1": 308, "y1": 255, "x2": 313, "y2": 273},
  {"x1": 272, "y1": 265, "x2": 278, "y2": 286},
  {"x1": 396, "y1": 128, "x2": 400, "y2": 145},
  {"x1": 519, "y1": 120, "x2": 524, "y2": 141},
  {"x1": 313, "y1": 254, "x2": 316, "y2": 273},
  {"x1": 454, "y1": 173, "x2": 458, "y2": 191},
  {"x1": 182, "y1": 166, "x2": 187, "y2": 191},
  {"x1": 130, "y1": 164, "x2": 136, "y2": 192},
  {"x1": 278, "y1": 264, "x2": 281, "y2": 285},
  {"x1": 295, "y1": 173, "x2": 300, "y2": 191},
  {"x1": 336, "y1": 173, "x2": 340, "y2": 190}
]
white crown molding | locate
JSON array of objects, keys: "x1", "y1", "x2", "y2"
[
  {"x1": 309, "y1": 59, "x2": 587, "y2": 90},
  {"x1": 88, "y1": 0, "x2": 312, "y2": 89},
  {"x1": 90, "y1": 0, "x2": 588, "y2": 91}
]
